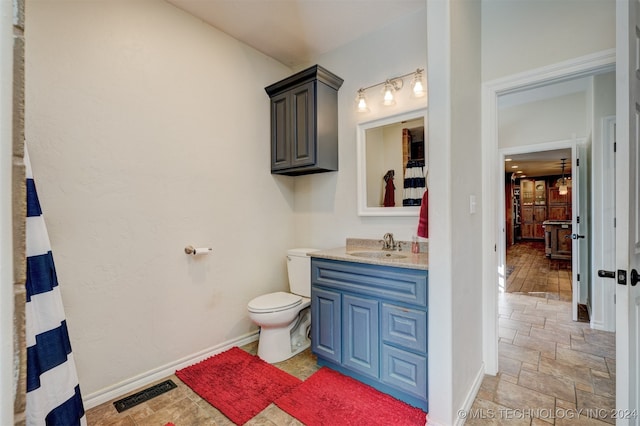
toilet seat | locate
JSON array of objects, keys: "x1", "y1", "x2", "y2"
[{"x1": 248, "y1": 291, "x2": 302, "y2": 313}]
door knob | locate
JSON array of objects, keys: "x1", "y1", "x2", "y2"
[
  {"x1": 598, "y1": 270, "x2": 615, "y2": 279},
  {"x1": 571, "y1": 234, "x2": 585, "y2": 239},
  {"x1": 631, "y1": 269, "x2": 640, "y2": 286}
]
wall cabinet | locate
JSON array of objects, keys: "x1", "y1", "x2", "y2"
[
  {"x1": 518, "y1": 178, "x2": 571, "y2": 239},
  {"x1": 265, "y1": 65, "x2": 343, "y2": 176},
  {"x1": 311, "y1": 258, "x2": 428, "y2": 411},
  {"x1": 547, "y1": 187, "x2": 572, "y2": 220},
  {"x1": 521, "y1": 205, "x2": 547, "y2": 239}
]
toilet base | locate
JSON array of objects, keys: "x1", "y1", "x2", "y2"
[{"x1": 257, "y1": 308, "x2": 311, "y2": 363}]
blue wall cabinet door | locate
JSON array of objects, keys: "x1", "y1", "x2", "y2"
[
  {"x1": 343, "y1": 294, "x2": 379, "y2": 379},
  {"x1": 311, "y1": 287, "x2": 341, "y2": 363}
]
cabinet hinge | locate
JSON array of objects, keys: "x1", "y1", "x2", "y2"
[
  {"x1": 614, "y1": 217, "x2": 617, "y2": 227},
  {"x1": 614, "y1": 293, "x2": 616, "y2": 304},
  {"x1": 614, "y1": 141, "x2": 617, "y2": 153},
  {"x1": 577, "y1": 273, "x2": 580, "y2": 281},
  {"x1": 577, "y1": 158, "x2": 580, "y2": 167},
  {"x1": 577, "y1": 216, "x2": 580, "y2": 224}
]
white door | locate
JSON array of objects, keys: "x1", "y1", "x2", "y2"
[
  {"x1": 572, "y1": 144, "x2": 589, "y2": 322},
  {"x1": 616, "y1": 1, "x2": 640, "y2": 423}
]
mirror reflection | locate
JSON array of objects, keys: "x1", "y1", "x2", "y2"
[{"x1": 357, "y1": 109, "x2": 428, "y2": 216}]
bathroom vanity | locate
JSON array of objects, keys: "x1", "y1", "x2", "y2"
[{"x1": 310, "y1": 241, "x2": 429, "y2": 411}]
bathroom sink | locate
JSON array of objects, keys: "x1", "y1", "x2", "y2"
[{"x1": 349, "y1": 251, "x2": 408, "y2": 260}]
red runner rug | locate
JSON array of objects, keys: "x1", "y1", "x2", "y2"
[
  {"x1": 175, "y1": 347, "x2": 301, "y2": 425},
  {"x1": 275, "y1": 367, "x2": 427, "y2": 425}
]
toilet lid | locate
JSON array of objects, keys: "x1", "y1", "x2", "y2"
[{"x1": 247, "y1": 292, "x2": 302, "y2": 313}]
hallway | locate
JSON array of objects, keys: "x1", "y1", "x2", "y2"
[{"x1": 468, "y1": 293, "x2": 615, "y2": 424}]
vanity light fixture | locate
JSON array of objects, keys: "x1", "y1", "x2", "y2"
[{"x1": 356, "y1": 68, "x2": 425, "y2": 112}]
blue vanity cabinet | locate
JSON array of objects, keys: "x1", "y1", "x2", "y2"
[{"x1": 310, "y1": 257, "x2": 428, "y2": 411}]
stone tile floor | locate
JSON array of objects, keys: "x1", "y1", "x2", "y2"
[
  {"x1": 466, "y1": 292, "x2": 615, "y2": 425},
  {"x1": 85, "y1": 341, "x2": 316, "y2": 426},
  {"x1": 87, "y1": 292, "x2": 615, "y2": 426},
  {"x1": 87, "y1": 241, "x2": 615, "y2": 425}
]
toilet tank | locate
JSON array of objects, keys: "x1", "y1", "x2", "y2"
[{"x1": 287, "y1": 248, "x2": 319, "y2": 297}]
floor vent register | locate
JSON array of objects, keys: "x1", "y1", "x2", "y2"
[{"x1": 113, "y1": 379, "x2": 177, "y2": 412}]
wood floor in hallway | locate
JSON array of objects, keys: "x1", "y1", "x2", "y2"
[{"x1": 505, "y1": 241, "x2": 572, "y2": 302}]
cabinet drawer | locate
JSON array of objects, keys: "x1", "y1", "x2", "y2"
[
  {"x1": 312, "y1": 258, "x2": 427, "y2": 307},
  {"x1": 382, "y1": 303, "x2": 427, "y2": 353},
  {"x1": 381, "y1": 344, "x2": 427, "y2": 400}
]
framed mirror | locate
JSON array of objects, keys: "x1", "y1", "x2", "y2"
[{"x1": 357, "y1": 108, "x2": 428, "y2": 216}]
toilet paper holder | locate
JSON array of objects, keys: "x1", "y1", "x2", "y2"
[{"x1": 184, "y1": 245, "x2": 213, "y2": 255}]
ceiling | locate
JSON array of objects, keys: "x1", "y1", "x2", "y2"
[
  {"x1": 165, "y1": 0, "x2": 426, "y2": 67},
  {"x1": 505, "y1": 149, "x2": 572, "y2": 180}
]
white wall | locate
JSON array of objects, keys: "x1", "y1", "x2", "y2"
[
  {"x1": 482, "y1": 0, "x2": 616, "y2": 82},
  {"x1": 498, "y1": 92, "x2": 588, "y2": 148},
  {"x1": 25, "y1": 0, "x2": 296, "y2": 398},
  {"x1": 293, "y1": 10, "x2": 428, "y2": 249},
  {"x1": 449, "y1": 0, "x2": 484, "y2": 419}
]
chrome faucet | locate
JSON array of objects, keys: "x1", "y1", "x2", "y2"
[{"x1": 381, "y1": 233, "x2": 396, "y2": 251}]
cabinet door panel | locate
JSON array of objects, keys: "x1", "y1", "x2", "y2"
[
  {"x1": 555, "y1": 227, "x2": 573, "y2": 257},
  {"x1": 381, "y1": 303, "x2": 427, "y2": 353},
  {"x1": 291, "y1": 82, "x2": 315, "y2": 168},
  {"x1": 270, "y1": 93, "x2": 290, "y2": 170},
  {"x1": 548, "y1": 206, "x2": 568, "y2": 220},
  {"x1": 381, "y1": 344, "x2": 427, "y2": 400},
  {"x1": 311, "y1": 287, "x2": 341, "y2": 363},
  {"x1": 343, "y1": 294, "x2": 379, "y2": 379}
]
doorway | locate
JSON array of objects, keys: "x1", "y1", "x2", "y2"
[
  {"x1": 480, "y1": 50, "x2": 616, "y2": 376},
  {"x1": 503, "y1": 149, "x2": 574, "y2": 303}
]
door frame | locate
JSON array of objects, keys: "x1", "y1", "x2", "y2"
[
  {"x1": 498, "y1": 140, "x2": 581, "y2": 313},
  {"x1": 481, "y1": 49, "x2": 615, "y2": 375}
]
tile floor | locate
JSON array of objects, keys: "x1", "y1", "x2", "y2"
[
  {"x1": 87, "y1": 242, "x2": 615, "y2": 425},
  {"x1": 86, "y1": 341, "x2": 317, "y2": 425},
  {"x1": 505, "y1": 241, "x2": 572, "y2": 302}
]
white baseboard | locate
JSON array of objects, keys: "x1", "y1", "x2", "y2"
[
  {"x1": 82, "y1": 331, "x2": 259, "y2": 410},
  {"x1": 454, "y1": 362, "x2": 485, "y2": 426}
]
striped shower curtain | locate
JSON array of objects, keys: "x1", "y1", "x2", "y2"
[{"x1": 24, "y1": 145, "x2": 86, "y2": 425}]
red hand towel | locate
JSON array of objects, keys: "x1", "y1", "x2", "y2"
[{"x1": 417, "y1": 189, "x2": 428, "y2": 238}]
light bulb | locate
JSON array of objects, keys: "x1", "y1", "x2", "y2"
[
  {"x1": 411, "y1": 70, "x2": 426, "y2": 98},
  {"x1": 355, "y1": 89, "x2": 369, "y2": 112},
  {"x1": 382, "y1": 82, "x2": 395, "y2": 106},
  {"x1": 559, "y1": 185, "x2": 568, "y2": 195}
]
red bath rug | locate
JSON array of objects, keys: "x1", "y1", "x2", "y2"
[
  {"x1": 275, "y1": 367, "x2": 427, "y2": 425},
  {"x1": 175, "y1": 347, "x2": 301, "y2": 425}
]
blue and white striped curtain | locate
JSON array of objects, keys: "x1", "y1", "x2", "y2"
[
  {"x1": 25, "y1": 145, "x2": 86, "y2": 425},
  {"x1": 402, "y1": 160, "x2": 426, "y2": 206}
]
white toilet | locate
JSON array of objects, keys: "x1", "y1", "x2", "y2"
[{"x1": 247, "y1": 248, "x2": 318, "y2": 363}]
